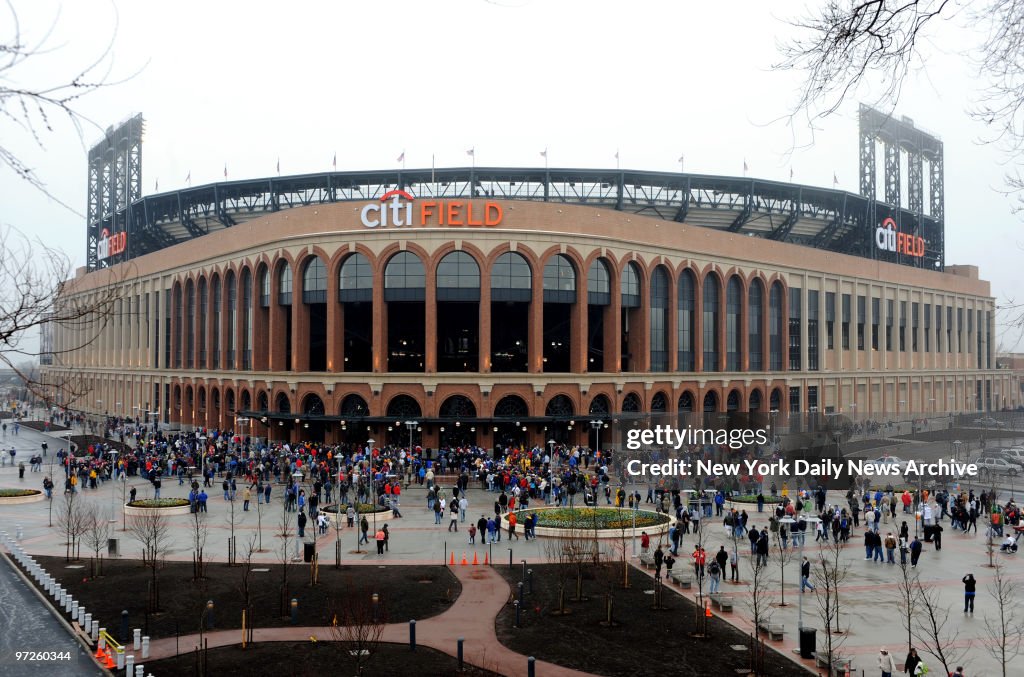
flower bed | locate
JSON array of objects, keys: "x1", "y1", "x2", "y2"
[
  {"x1": 501, "y1": 507, "x2": 670, "y2": 539},
  {"x1": 729, "y1": 494, "x2": 783, "y2": 504},
  {"x1": 0, "y1": 488, "x2": 44, "y2": 504},
  {"x1": 123, "y1": 498, "x2": 191, "y2": 516},
  {"x1": 320, "y1": 502, "x2": 390, "y2": 515}
]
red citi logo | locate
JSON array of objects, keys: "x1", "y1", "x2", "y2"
[
  {"x1": 875, "y1": 217, "x2": 924, "y2": 258},
  {"x1": 360, "y1": 189, "x2": 503, "y2": 228}
]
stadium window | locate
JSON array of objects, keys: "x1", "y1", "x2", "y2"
[
  {"x1": 912, "y1": 302, "x2": 919, "y2": 352},
  {"x1": 678, "y1": 270, "x2": 696, "y2": 371},
  {"x1": 841, "y1": 294, "x2": 850, "y2": 350},
  {"x1": 726, "y1": 276, "x2": 742, "y2": 372},
  {"x1": 825, "y1": 292, "x2": 835, "y2": 351},
  {"x1": 748, "y1": 280, "x2": 763, "y2": 370},
  {"x1": 703, "y1": 274, "x2": 720, "y2": 372},
  {"x1": 788, "y1": 287, "x2": 802, "y2": 371},
  {"x1": 807, "y1": 290, "x2": 819, "y2": 371},
  {"x1": 924, "y1": 303, "x2": 931, "y2": 352},
  {"x1": 856, "y1": 295, "x2": 865, "y2": 351},
  {"x1": 769, "y1": 282, "x2": 783, "y2": 370},
  {"x1": 899, "y1": 301, "x2": 906, "y2": 352}
]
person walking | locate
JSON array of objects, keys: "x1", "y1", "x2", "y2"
[
  {"x1": 653, "y1": 544, "x2": 665, "y2": 579},
  {"x1": 800, "y1": 556, "x2": 815, "y2": 593},
  {"x1": 359, "y1": 516, "x2": 369, "y2": 545},
  {"x1": 242, "y1": 486, "x2": 251, "y2": 511},
  {"x1": 903, "y1": 648, "x2": 922, "y2": 675},
  {"x1": 708, "y1": 557, "x2": 721, "y2": 593},
  {"x1": 507, "y1": 512, "x2": 519, "y2": 540},
  {"x1": 729, "y1": 549, "x2": 739, "y2": 582},
  {"x1": 448, "y1": 504, "x2": 459, "y2": 532},
  {"x1": 375, "y1": 527, "x2": 386, "y2": 555},
  {"x1": 878, "y1": 647, "x2": 897, "y2": 677},
  {"x1": 909, "y1": 536, "x2": 923, "y2": 568},
  {"x1": 962, "y1": 573, "x2": 976, "y2": 613},
  {"x1": 297, "y1": 510, "x2": 307, "y2": 538}
]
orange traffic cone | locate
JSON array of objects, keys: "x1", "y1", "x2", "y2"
[
  {"x1": 94, "y1": 646, "x2": 105, "y2": 660},
  {"x1": 472, "y1": 551, "x2": 479, "y2": 566},
  {"x1": 483, "y1": 551, "x2": 489, "y2": 565},
  {"x1": 461, "y1": 552, "x2": 468, "y2": 566},
  {"x1": 449, "y1": 551, "x2": 455, "y2": 566},
  {"x1": 704, "y1": 600, "x2": 712, "y2": 618},
  {"x1": 103, "y1": 650, "x2": 116, "y2": 669}
]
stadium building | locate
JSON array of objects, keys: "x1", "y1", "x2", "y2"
[{"x1": 43, "y1": 110, "x2": 1017, "y2": 448}]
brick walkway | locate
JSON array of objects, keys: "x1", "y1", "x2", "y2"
[{"x1": 147, "y1": 564, "x2": 594, "y2": 677}]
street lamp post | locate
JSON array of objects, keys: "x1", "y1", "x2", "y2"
[{"x1": 794, "y1": 515, "x2": 821, "y2": 637}]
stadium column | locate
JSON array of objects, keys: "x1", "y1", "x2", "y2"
[
  {"x1": 424, "y1": 259, "x2": 438, "y2": 373},
  {"x1": 479, "y1": 265, "x2": 491, "y2": 373},
  {"x1": 326, "y1": 282, "x2": 343, "y2": 373},
  {"x1": 292, "y1": 265, "x2": 310, "y2": 373},
  {"x1": 571, "y1": 276, "x2": 587, "y2": 373},
  {"x1": 528, "y1": 264, "x2": 544, "y2": 373},
  {"x1": 268, "y1": 270, "x2": 286, "y2": 371},
  {"x1": 604, "y1": 278, "x2": 621, "y2": 373},
  {"x1": 372, "y1": 270, "x2": 386, "y2": 373}
]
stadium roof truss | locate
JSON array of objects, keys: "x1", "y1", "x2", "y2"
[{"x1": 100, "y1": 166, "x2": 944, "y2": 272}]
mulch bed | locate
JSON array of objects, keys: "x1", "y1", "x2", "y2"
[
  {"x1": 494, "y1": 563, "x2": 808, "y2": 676},
  {"x1": 32, "y1": 556, "x2": 460, "y2": 642},
  {"x1": 147, "y1": 641, "x2": 499, "y2": 676},
  {"x1": 19, "y1": 420, "x2": 70, "y2": 432},
  {"x1": 67, "y1": 434, "x2": 133, "y2": 456}
]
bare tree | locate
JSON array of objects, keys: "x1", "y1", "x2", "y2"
[
  {"x1": 543, "y1": 538, "x2": 573, "y2": 617},
  {"x1": 54, "y1": 490, "x2": 86, "y2": 561},
  {"x1": 329, "y1": 590, "x2": 386, "y2": 677},
  {"x1": 773, "y1": 527, "x2": 796, "y2": 607},
  {"x1": 984, "y1": 564, "x2": 1023, "y2": 677},
  {"x1": 237, "y1": 535, "x2": 258, "y2": 649},
  {"x1": 127, "y1": 512, "x2": 171, "y2": 613},
  {"x1": 913, "y1": 579, "x2": 964, "y2": 675},
  {"x1": 80, "y1": 501, "x2": 111, "y2": 577},
  {"x1": 277, "y1": 500, "x2": 294, "y2": 618},
  {"x1": 190, "y1": 506, "x2": 208, "y2": 580},
  {"x1": 745, "y1": 557, "x2": 772, "y2": 674},
  {"x1": 812, "y1": 537, "x2": 850, "y2": 671},
  {"x1": 224, "y1": 487, "x2": 239, "y2": 566},
  {"x1": 895, "y1": 556, "x2": 918, "y2": 656}
]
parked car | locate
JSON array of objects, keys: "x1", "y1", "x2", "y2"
[
  {"x1": 973, "y1": 417, "x2": 1006, "y2": 428},
  {"x1": 976, "y1": 457, "x2": 1022, "y2": 476}
]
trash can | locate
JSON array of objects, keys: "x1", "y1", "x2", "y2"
[
  {"x1": 303, "y1": 542, "x2": 315, "y2": 563},
  {"x1": 107, "y1": 538, "x2": 119, "y2": 557},
  {"x1": 799, "y1": 626, "x2": 816, "y2": 659}
]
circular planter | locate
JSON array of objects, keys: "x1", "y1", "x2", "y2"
[
  {"x1": 319, "y1": 503, "x2": 390, "y2": 527},
  {"x1": 499, "y1": 507, "x2": 671, "y2": 539},
  {"x1": 123, "y1": 499, "x2": 192, "y2": 517},
  {"x1": 0, "y1": 489, "x2": 45, "y2": 505}
]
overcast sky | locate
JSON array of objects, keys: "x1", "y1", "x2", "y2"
[{"x1": 3, "y1": 0, "x2": 1022, "y2": 348}]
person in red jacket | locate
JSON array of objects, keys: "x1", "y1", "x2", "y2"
[
  {"x1": 640, "y1": 531, "x2": 651, "y2": 555},
  {"x1": 692, "y1": 545, "x2": 707, "y2": 580}
]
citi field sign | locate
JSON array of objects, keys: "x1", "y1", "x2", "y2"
[
  {"x1": 97, "y1": 228, "x2": 127, "y2": 260},
  {"x1": 875, "y1": 217, "x2": 924, "y2": 258},
  {"x1": 360, "y1": 190, "x2": 503, "y2": 229}
]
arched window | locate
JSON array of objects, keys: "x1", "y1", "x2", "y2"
[
  {"x1": 275, "y1": 392, "x2": 290, "y2": 414},
  {"x1": 225, "y1": 390, "x2": 235, "y2": 413},
  {"x1": 703, "y1": 391, "x2": 718, "y2": 413},
  {"x1": 587, "y1": 259, "x2": 611, "y2": 305},
  {"x1": 257, "y1": 391, "x2": 268, "y2": 413},
  {"x1": 678, "y1": 391, "x2": 694, "y2": 412},
  {"x1": 384, "y1": 252, "x2": 426, "y2": 301},
  {"x1": 240, "y1": 390, "x2": 251, "y2": 412},
  {"x1": 588, "y1": 395, "x2": 611, "y2": 415},
  {"x1": 436, "y1": 251, "x2": 480, "y2": 301},
  {"x1": 339, "y1": 253, "x2": 372, "y2": 302},
  {"x1": 749, "y1": 389, "x2": 762, "y2": 412},
  {"x1": 386, "y1": 394, "x2": 421, "y2": 419},
  {"x1": 303, "y1": 394, "x2": 325, "y2": 416},
  {"x1": 494, "y1": 395, "x2": 529, "y2": 419},
  {"x1": 650, "y1": 266, "x2": 670, "y2": 371},
  {"x1": 439, "y1": 395, "x2": 477, "y2": 419},
  {"x1": 173, "y1": 284, "x2": 182, "y2": 368},
  {"x1": 703, "y1": 273, "x2": 720, "y2": 371},
  {"x1": 545, "y1": 394, "x2": 575, "y2": 418},
  {"x1": 491, "y1": 252, "x2": 531, "y2": 302},
  {"x1": 621, "y1": 392, "x2": 642, "y2": 413},
  {"x1": 340, "y1": 394, "x2": 370, "y2": 417},
  {"x1": 677, "y1": 269, "x2": 695, "y2": 371},
  {"x1": 651, "y1": 391, "x2": 668, "y2": 412},
  {"x1": 212, "y1": 388, "x2": 220, "y2": 412},
  {"x1": 302, "y1": 257, "x2": 327, "y2": 304},
  {"x1": 749, "y1": 279, "x2": 764, "y2": 371},
  {"x1": 727, "y1": 389, "x2": 740, "y2": 412},
  {"x1": 769, "y1": 281, "x2": 784, "y2": 370},
  {"x1": 770, "y1": 387, "x2": 782, "y2": 411},
  {"x1": 726, "y1": 276, "x2": 742, "y2": 371},
  {"x1": 278, "y1": 264, "x2": 292, "y2": 305},
  {"x1": 197, "y1": 387, "x2": 206, "y2": 412},
  {"x1": 543, "y1": 255, "x2": 576, "y2": 303},
  {"x1": 621, "y1": 262, "x2": 641, "y2": 308}
]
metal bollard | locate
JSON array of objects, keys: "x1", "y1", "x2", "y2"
[
  {"x1": 91, "y1": 621, "x2": 99, "y2": 641},
  {"x1": 457, "y1": 637, "x2": 464, "y2": 670},
  {"x1": 514, "y1": 600, "x2": 520, "y2": 627},
  {"x1": 125, "y1": 654, "x2": 134, "y2": 674},
  {"x1": 98, "y1": 629, "x2": 106, "y2": 651},
  {"x1": 142, "y1": 636, "x2": 149, "y2": 659},
  {"x1": 409, "y1": 620, "x2": 416, "y2": 651},
  {"x1": 521, "y1": 559, "x2": 527, "y2": 583},
  {"x1": 528, "y1": 569, "x2": 533, "y2": 595},
  {"x1": 70, "y1": 599, "x2": 77, "y2": 617},
  {"x1": 133, "y1": 628, "x2": 141, "y2": 650},
  {"x1": 78, "y1": 607, "x2": 86, "y2": 626},
  {"x1": 117, "y1": 651, "x2": 124, "y2": 670},
  {"x1": 528, "y1": 656, "x2": 536, "y2": 677},
  {"x1": 135, "y1": 665, "x2": 144, "y2": 677},
  {"x1": 121, "y1": 611, "x2": 129, "y2": 644},
  {"x1": 83, "y1": 611, "x2": 91, "y2": 629},
  {"x1": 518, "y1": 582, "x2": 524, "y2": 609}
]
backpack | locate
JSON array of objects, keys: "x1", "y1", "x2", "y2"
[{"x1": 708, "y1": 562, "x2": 720, "y2": 575}]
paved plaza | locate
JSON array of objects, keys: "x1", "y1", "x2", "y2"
[{"x1": 1, "y1": 423, "x2": 1022, "y2": 675}]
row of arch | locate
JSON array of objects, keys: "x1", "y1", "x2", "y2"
[{"x1": 170, "y1": 242, "x2": 791, "y2": 375}]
